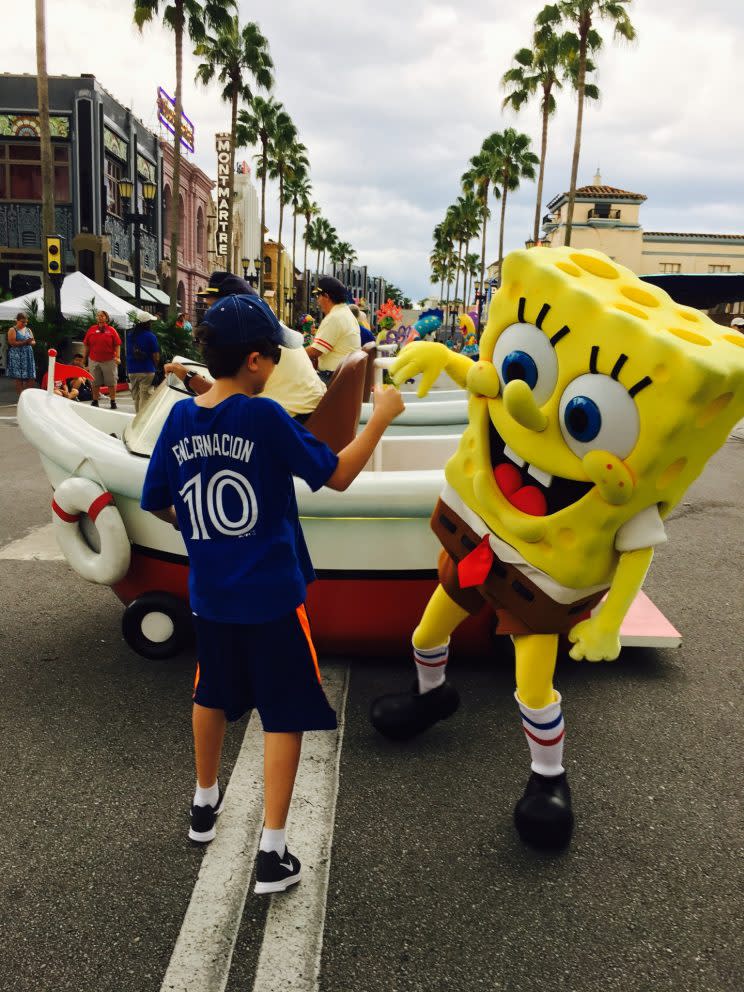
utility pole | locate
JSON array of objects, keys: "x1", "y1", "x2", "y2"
[{"x1": 35, "y1": 0, "x2": 56, "y2": 311}]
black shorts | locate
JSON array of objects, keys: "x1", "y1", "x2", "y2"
[{"x1": 192, "y1": 606, "x2": 337, "y2": 731}]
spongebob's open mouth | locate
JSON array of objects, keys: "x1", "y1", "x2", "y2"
[{"x1": 488, "y1": 422, "x2": 592, "y2": 516}]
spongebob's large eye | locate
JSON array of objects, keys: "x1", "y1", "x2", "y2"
[
  {"x1": 559, "y1": 374, "x2": 640, "y2": 459},
  {"x1": 492, "y1": 323, "x2": 558, "y2": 406}
]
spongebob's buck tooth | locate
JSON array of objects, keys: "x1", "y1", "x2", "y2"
[
  {"x1": 527, "y1": 464, "x2": 553, "y2": 488},
  {"x1": 504, "y1": 445, "x2": 525, "y2": 468}
]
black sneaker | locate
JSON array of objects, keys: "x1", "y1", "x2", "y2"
[
  {"x1": 188, "y1": 788, "x2": 225, "y2": 844},
  {"x1": 514, "y1": 771, "x2": 574, "y2": 851},
  {"x1": 255, "y1": 848, "x2": 302, "y2": 894},
  {"x1": 369, "y1": 680, "x2": 460, "y2": 741},
  {"x1": 110, "y1": 400, "x2": 117, "y2": 410},
  {"x1": 91, "y1": 400, "x2": 99, "y2": 407}
]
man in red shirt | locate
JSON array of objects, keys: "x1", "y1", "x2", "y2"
[{"x1": 83, "y1": 310, "x2": 122, "y2": 409}]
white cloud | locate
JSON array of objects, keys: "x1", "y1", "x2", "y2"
[{"x1": 6, "y1": 0, "x2": 743, "y2": 301}]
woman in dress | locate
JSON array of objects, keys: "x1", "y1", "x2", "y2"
[{"x1": 6, "y1": 313, "x2": 37, "y2": 396}]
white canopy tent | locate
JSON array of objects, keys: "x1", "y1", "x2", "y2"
[{"x1": 0, "y1": 271, "x2": 151, "y2": 328}]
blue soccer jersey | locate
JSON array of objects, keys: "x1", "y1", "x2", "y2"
[{"x1": 141, "y1": 394, "x2": 339, "y2": 623}]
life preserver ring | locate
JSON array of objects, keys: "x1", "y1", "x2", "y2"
[{"x1": 52, "y1": 477, "x2": 131, "y2": 585}]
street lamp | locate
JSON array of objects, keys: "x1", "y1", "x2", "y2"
[
  {"x1": 118, "y1": 176, "x2": 157, "y2": 307},
  {"x1": 253, "y1": 256, "x2": 261, "y2": 288}
]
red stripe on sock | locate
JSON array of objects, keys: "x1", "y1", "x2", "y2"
[
  {"x1": 414, "y1": 656, "x2": 448, "y2": 667},
  {"x1": 523, "y1": 727, "x2": 565, "y2": 747}
]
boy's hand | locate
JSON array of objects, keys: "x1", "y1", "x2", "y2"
[
  {"x1": 164, "y1": 362, "x2": 187, "y2": 380},
  {"x1": 371, "y1": 384, "x2": 405, "y2": 423}
]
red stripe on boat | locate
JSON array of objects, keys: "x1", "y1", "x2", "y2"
[
  {"x1": 52, "y1": 500, "x2": 81, "y2": 524},
  {"x1": 88, "y1": 492, "x2": 114, "y2": 522}
]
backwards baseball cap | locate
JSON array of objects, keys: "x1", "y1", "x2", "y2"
[
  {"x1": 202, "y1": 293, "x2": 295, "y2": 347},
  {"x1": 312, "y1": 275, "x2": 348, "y2": 304},
  {"x1": 197, "y1": 271, "x2": 258, "y2": 299}
]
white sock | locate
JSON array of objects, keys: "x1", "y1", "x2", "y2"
[
  {"x1": 413, "y1": 639, "x2": 449, "y2": 693},
  {"x1": 260, "y1": 827, "x2": 286, "y2": 855},
  {"x1": 515, "y1": 691, "x2": 566, "y2": 777},
  {"x1": 194, "y1": 781, "x2": 219, "y2": 807}
]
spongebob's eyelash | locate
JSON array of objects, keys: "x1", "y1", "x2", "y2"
[
  {"x1": 517, "y1": 296, "x2": 571, "y2": 345},
  {"x1": 590, "y1": 345, "x2": 653, "y2": 396}
]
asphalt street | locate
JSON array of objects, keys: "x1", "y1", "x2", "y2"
[{"x1": 0, "y1": 379, "x2": 742, "y2": 991}]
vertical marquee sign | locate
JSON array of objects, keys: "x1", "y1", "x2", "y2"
[{"x1": 215, "y1": 132, "x2": 231, "y2": 259}]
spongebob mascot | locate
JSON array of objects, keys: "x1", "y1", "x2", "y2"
[{"x1": 370, "y1": 246, "x2": 744, "y2": 850}]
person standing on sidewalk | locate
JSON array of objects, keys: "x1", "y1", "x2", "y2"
[
  {"x1": 141, "y1": 293, "x2": 404, "y2": 893},
  {"x1": 5, "y1": 313, "x2": 36, "y2": 396},
  {"x1": 83, "y1": 310, "x2": 121, "y2": 409},
  {"x1": 126, "y1": 315, "x2": 160, "y2": 413}
]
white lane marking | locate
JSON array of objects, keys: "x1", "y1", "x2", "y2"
[
  {"x1": 160, "y1": 665, "x2": 348, "y2": 992},
  {"x1": 251, "y1": 667, "x2": 349, "y2": 992},
  {"x1": 0, "y1": 523, "x2": 64, "y2": 561}
]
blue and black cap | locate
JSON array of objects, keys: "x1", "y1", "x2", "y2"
[{"x1": 202, "y1": 294, "x2": 295, "y2": 348}]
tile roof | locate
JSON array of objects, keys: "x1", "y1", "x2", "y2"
[
  {"x1": 644, "y1": 231, "x2": 744, "y2": 240},
  {"x1": 574, "y1": 185, "x2": 647, "y2": 200}
]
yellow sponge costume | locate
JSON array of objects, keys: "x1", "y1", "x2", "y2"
[{"x1": 370, "y1": 246, "x2": 744, "y2": 850}]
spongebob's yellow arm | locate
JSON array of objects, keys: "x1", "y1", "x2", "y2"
[
  {"x1": 390, "y1": 342, "x2": 473, "y2": 396},
  {"x1": 568, "y1": 547, "x2": 654, "y2": 662}
]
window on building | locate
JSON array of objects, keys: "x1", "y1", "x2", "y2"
[
  {"x1": 196, "y1": 206, "x2": 205, "y2": 257},
  {"x1": 105, "y1": 155, "x2": 124, "y2": 217},
  {"x1": 0, "y1": 141, "x2": 71, "y2": 202},
  {"x1": 709, "y1": 264, "x2": 731, "y2": 273},
  {"x1": 660, "y1": 263, "x2": 681, "y2": 273},
  {"x1": 163, "y1": 185, "x2": 172, "y2": 241},
  {"x1": 264, "y1": 255, "x2": 272, "y2": 275}
]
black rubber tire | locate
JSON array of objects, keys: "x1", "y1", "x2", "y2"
[{"x1": 122, "y1": 592, "x2": 194, "y2": 660}]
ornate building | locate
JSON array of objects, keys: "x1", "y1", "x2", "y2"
[
  {"x1": 0, "y1": 73, "x2": 164, "y2": 302},
  {"x1": 161, "y1": 140, "x2": 214, "y2": 317}
]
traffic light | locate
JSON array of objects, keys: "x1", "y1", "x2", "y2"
[{"x1": 46, "y1": 235, "x2": 62, "y2": 276}]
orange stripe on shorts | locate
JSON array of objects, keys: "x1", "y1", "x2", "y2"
[
  {"x1": 193, "y1": 661, "x2": 200, "y2": 695},
  {"x1": 296, "y1": 604, "x2": 321, "y2": 683}
]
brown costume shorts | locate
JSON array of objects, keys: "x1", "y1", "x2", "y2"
[{"x1": 432, "y1": 499, "x2": 605, "y2": 635}]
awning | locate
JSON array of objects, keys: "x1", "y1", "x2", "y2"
[
  {"x1": 640, "y1": 273, "x2": 744, "y2": 309},
  {"x1": 108, "y1": 276, "x2": 167, "y2": 306}
]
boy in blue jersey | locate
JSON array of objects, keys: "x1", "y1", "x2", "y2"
[{"x1": 141, "y1": 293, "x2": 403, "y2": 894}]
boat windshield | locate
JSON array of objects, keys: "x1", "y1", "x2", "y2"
[{"x1": 123, "y1": 357, "x2": 211, "y2": 457}]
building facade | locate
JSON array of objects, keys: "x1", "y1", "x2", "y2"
[
  {"x1": 161, "y1": 140, "x2": 214, "y2": 317},
  {"x1": 0, "y1": 74, "x2": 163, "y2": 301}
]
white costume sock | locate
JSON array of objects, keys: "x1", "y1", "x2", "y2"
[
  {"x1": 194, "y1": 781, "x2": 219, "y2": 808},
  {"x1": 515, "y1": 691, "x2": 566, "y2": 777},
  {"x1": 413, "y1": 640, "x2": 449, "y2": 693},
  {"x1": 260, "y1": 827, "x2": 286, "y2": 855}
]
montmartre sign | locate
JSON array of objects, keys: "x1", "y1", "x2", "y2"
[{"x1": 215, "y1": 132, "x2": 231, "y2": 258}]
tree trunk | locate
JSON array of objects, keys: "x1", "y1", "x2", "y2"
[
  {"x1": 224, "y1": 83, "x2": 239, "y2": 274},
  {"x1": 169, "y1": 1, "x2": 184, "y2": 319},
  {"x1": 315, "y1": 244, "x2": 321, "y2": 281},
  {"x1": 534, "y1": 85, "x2": 551, "y2": 243},
  {"x1": 303, "y1": 218, "x2": 310, "y2": 311},
  {"x1": 259, "y1": 138, "x2": 267, "y2": 295},
  {"x1": 439, "y1": 272, "x2": 444, "y2": 306},
  {"x1": 479, "y1": 188, "x2": 489, "y2": 301},
  {"x1": 291, "y1": 205, "x2": 298, "y2": 324},
  {"x1": 35, "y1": 0, "x2": 55, "y2": 310},
  {"x1": 276, "y1": 172, "x2": 285, "y2": 321},
  {"x1": 498, "y1": 174, "x2": 509, "y2": 283},
  {"x1": 565, "y1": 27, "x2": 588, "y2": 247},
  {"x1": 453, "y1": 240, "x2": 463, "y2": 307}
]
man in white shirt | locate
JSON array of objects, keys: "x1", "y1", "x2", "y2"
[{"x1": 306, "y1": 276, "x2": 361, "y2": 382}]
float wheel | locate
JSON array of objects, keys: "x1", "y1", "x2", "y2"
[{"x1": 122, "y1": 592, "x2": 194, "y2": 660}]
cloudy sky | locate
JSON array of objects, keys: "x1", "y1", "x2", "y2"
[{"x1": 8, "y1": 0, "x2": 744, "y2": 300}]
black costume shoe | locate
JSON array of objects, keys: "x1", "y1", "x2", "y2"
[
  {"x1": 514, "y1": 771, "x2": 574, "y2": 850},
  {"x1": 370, "y1": 680, "x2": 460, "y2": 741}
]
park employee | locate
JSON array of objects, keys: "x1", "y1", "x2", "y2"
[{"x1": 306, "y1": 276, "x2": 360, "y2": 381}]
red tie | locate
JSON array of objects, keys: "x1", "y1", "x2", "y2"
[{"x1": 457, "y1": 535, "x2": 494, "y2": 588}]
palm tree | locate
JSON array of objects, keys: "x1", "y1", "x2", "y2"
[
  {"x1": 299, "y1": 197, "x2": 320, "y2": 309},
  {"x1": 491, "y1": 128, "x2": 540, "y2": 281},
  {"x1": 134, "y1": 0, "x2": 234, "y2": 315},
  {"x1": 462, "y1": 133, "x2": 501, "y2": 301},
  {"x1": 503, "y1": 12, "x2": 571, "y2": 244},
  {"x1": 319, "y1": 219, "x2": 337, "y2": 276},
  {"x1": 195, "y1": 16, "x2": 273, "y2": 273},
  {"x1": 462, "y1": 252, "x2": 480, "y2": 308},
  {"x1": 260, "y1": 118, "x2": 308, "y2": 319},
  {"x1": 447, "y1": 193, "x2": 481, "y2": 311},
  {"x1": 332, "y1": 241, "x2": 356, "y2": 282},
  {"x1": 306, "y1": 216, "x2": 326, "y2": 284},
  {"x1": 236, "y1": 94, "x2": 282, "y2": 294},
  {"x1": 557, "y1": 0, "x2": 636, "y2": 245},
  {"x1": 284, "y1": 174, "x2": 312, "y2": 308}
]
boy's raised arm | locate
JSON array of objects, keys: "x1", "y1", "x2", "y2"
[{"x1": 325, "y1": 385, "x2": 405, "y2": 492}]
